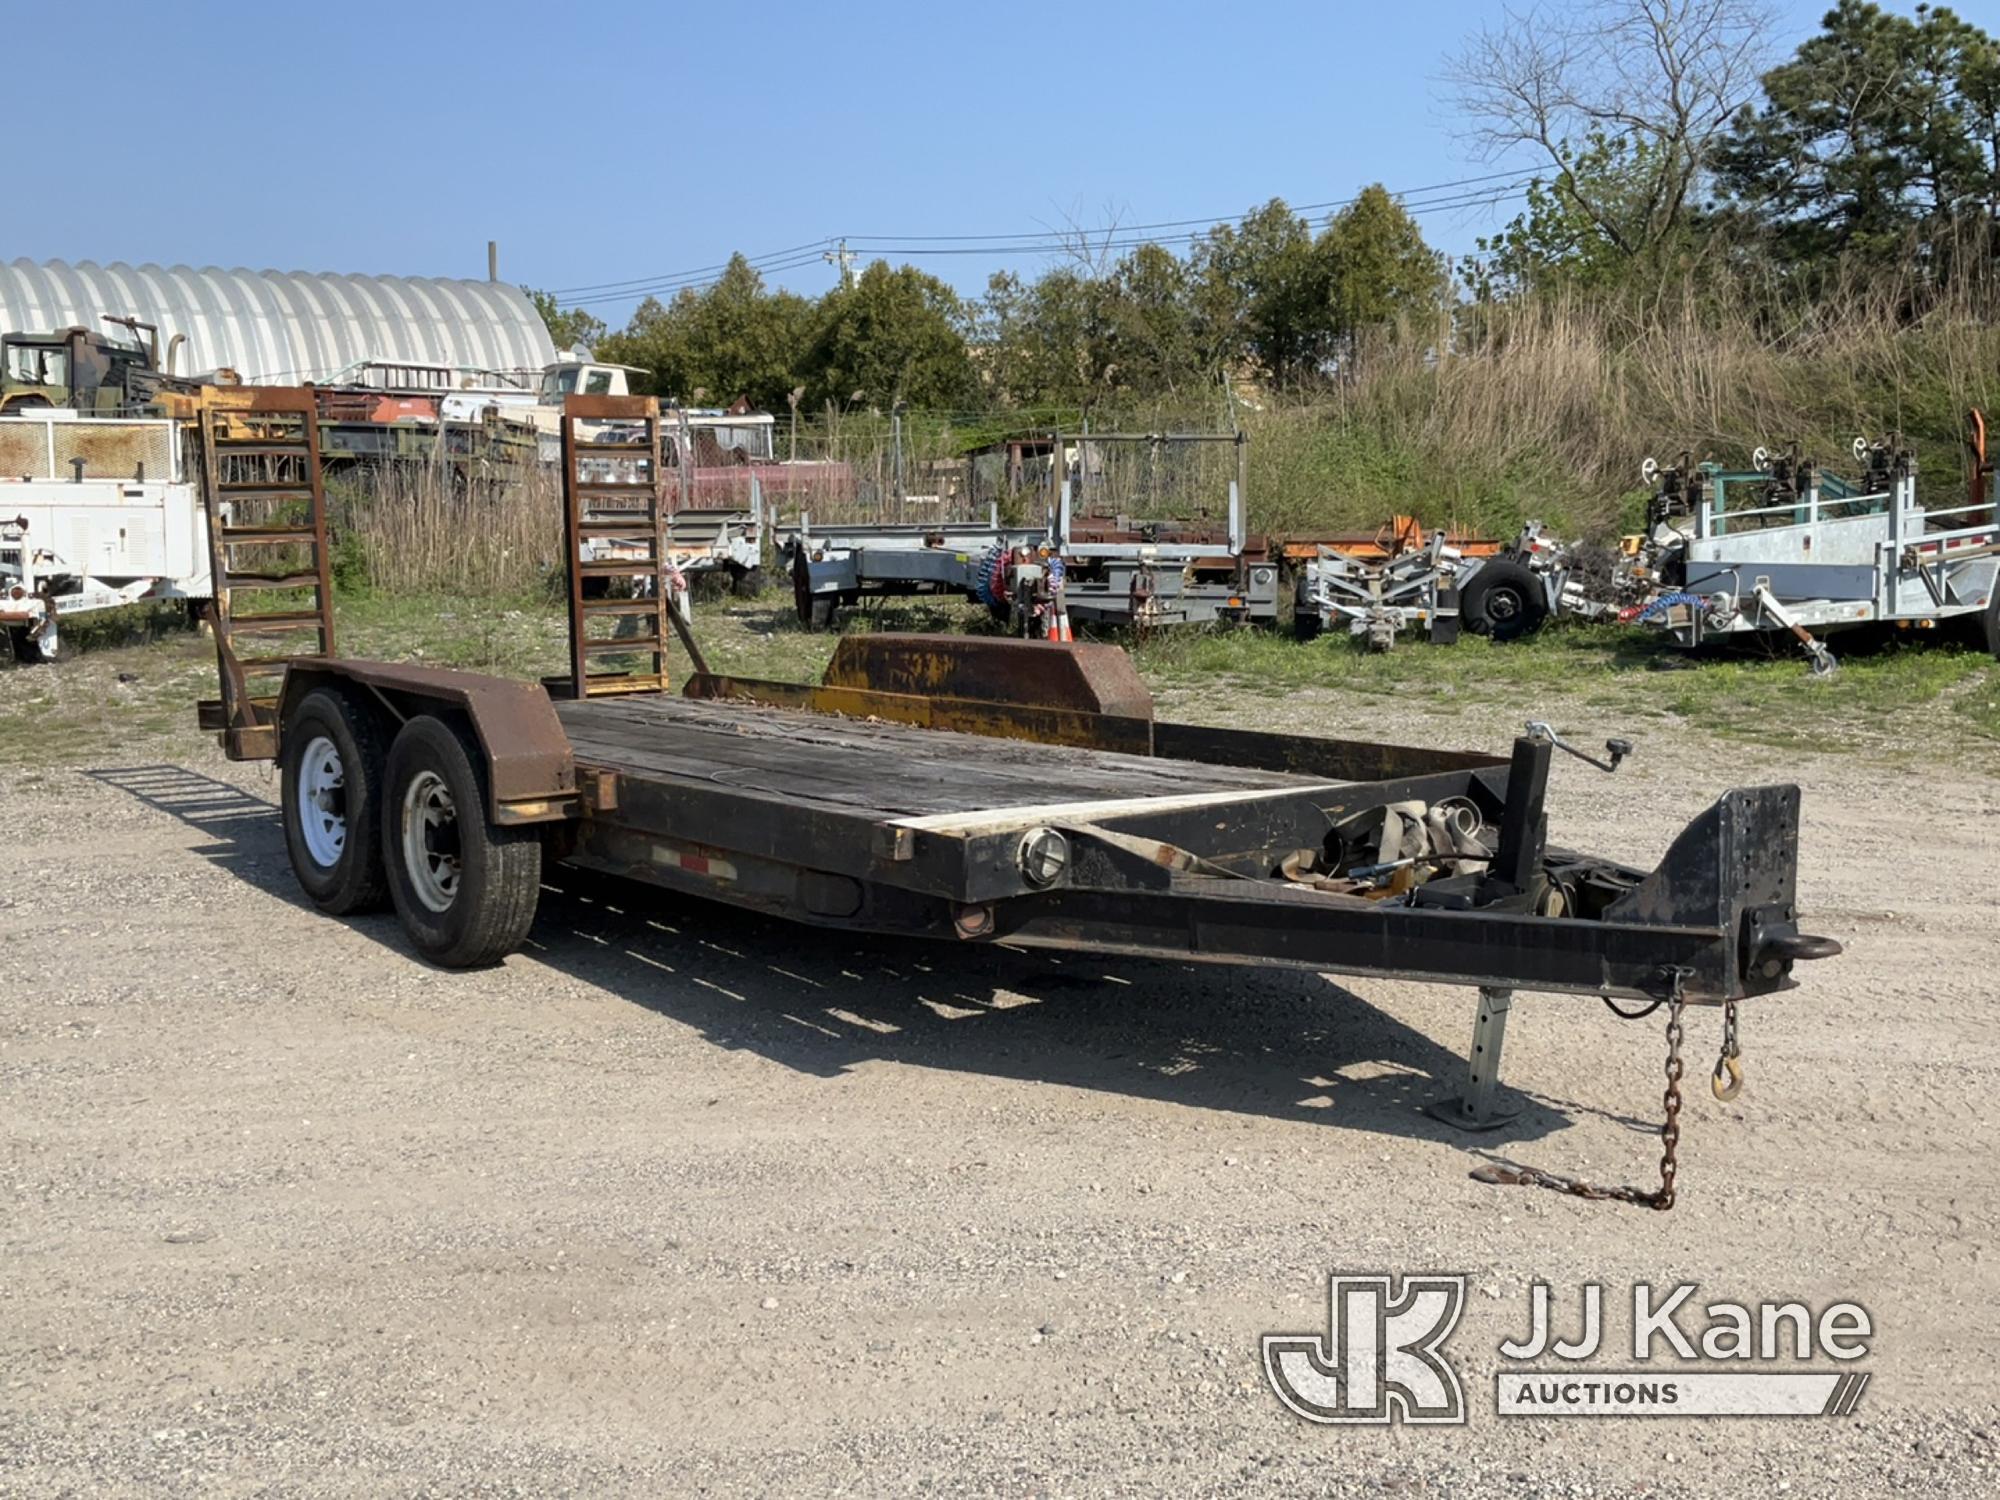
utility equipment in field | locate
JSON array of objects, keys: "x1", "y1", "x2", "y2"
[
  {"x1": 188, "y1": 393, "x2": 1840, "y2": 1208},
  {"x1": 0, "y1": 317, "x2": 205, "y2": 416},
  {"x1": 1289, "y1": 517, "x2": 1604, "y2": 649},
  {"x1": 780, "y1": 509, "x2": 1053, "y2": 631},
  {"x1": 0, "y1": 408, "x2": 213, "y2": 662},
  {"x1": 1631, "y1": 428, "x2": 2000, "y2": 671},
  {"x1": 1052, "y1": 429, "x2": 1280, "y2": 629}
]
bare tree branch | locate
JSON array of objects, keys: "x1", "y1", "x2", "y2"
[{"x1": 1445, "y1": 0, "x2": 1777, "y2": 260}]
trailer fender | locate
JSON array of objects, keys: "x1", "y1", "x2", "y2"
[{"x1": 278, "y1": 662, "x2": 577, "y2": 825}]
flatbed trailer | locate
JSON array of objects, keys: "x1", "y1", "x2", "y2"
[
  {"x1": 778, "y1": 510, "x2": 1048, "y2": 629},
  {"x1": 1636, "y1": 440, "x2": 2000, "y2": 670},
  {"x1": 188, "y1": 392, "x2": 1840, "y2": 1205},
  {"x1": 1053, "y1": 431, "x2": 1280, "y2": 629}
]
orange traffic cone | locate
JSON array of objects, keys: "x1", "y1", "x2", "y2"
[{"x1": 1045, "y1": 598, "x2": 1072, "y2": 642}]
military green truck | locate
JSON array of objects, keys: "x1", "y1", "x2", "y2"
[{"x1": 0, "y1": 318, "x2": 197, "y2": 414}]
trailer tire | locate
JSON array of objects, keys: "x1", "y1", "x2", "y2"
[
  {"x1": 281, "y1": 688, "x2": 392, "y2": 915},
  {"x1": 1980, "y1": 589, "x2": 2000, "y2": 659},
  {"x1": 732, "y1": 565, "x2": 767, "y2": 599},
  {"x1": 382, "y1": 715, "x2": 541, "y2": 968},
  {"x1": 1294, "y1": 612, "x2": 1323, "y2": 642},
  {"x1": 790, "y1": 548, "x2": 816, "y2": 625},
  {"x1": 808, "y1": 595, "x2": 837, "y2": 631},
  {"x1": 5, "y1": 624, "x2": 45, "y2": 664},
  {"x1": 1460, "y1": 559, "x2": 1549, "y2": 642}
]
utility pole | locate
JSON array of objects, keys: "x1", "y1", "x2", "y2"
[
  {"x1": 824, "y1": 238, "x2": 857, "y2": 290},
  {"x1": 487, "y1": 240, "x2": 498, "y2": 282}
]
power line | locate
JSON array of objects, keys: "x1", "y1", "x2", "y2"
[
  {"x1": 552, "y1": 171, "x2": 1540, "y2": 310},
  {"x1": 548, "y1": 238, "x2": 834, "y2": 298},
  {"x1": 844, "y1": 185, "x2": 1533, "y2": 258},
  {"x1": 563, "y1": 249, "x2": 837, "y2": 309},
  {"x1": 838, "y1": 168, "x2": 1534, "y2": 244}
]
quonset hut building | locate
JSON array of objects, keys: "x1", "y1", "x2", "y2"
[{"x1": 0, "y1": 258, "x2": 557, "y2": 385}]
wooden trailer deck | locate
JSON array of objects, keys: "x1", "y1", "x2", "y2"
[{"x1": 553, "y1": 694, "x2": 1332, "y2": 822}]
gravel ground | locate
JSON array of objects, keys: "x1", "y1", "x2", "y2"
[{"x1": 3, "y1": 682, "x2": 1998, "y2": 1497}]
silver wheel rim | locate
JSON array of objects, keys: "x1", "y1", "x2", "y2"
[
  {"x1": 297, "y1": 735, "x2": 347, "y2": 869},
  {"x1": 401, "y1": 769, "x2": 461, "y2": 913}
]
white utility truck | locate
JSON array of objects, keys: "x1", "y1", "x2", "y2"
[{"x1": 0, "y1": 409, "x2": 210, "y2": 661}]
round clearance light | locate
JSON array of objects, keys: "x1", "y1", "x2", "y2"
[
  {"x1": 1019, "y1": 827, "x2": 1070, "y2": 888},
  {"x1": 1252, "y1": 567, "x2": 1275, "y2": 586}
]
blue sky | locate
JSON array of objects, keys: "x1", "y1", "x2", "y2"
[{"x1": 19, "y1": 0, "x2": 1831, "y2": 327}]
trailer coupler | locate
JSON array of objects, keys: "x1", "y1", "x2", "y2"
[{"x1": 1424, "y1": 730, "x2": 1840, "y2": 1208}]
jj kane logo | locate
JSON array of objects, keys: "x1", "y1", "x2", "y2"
[
  {"x1": 1263, "y1": 1274, "x2": 1469, "y2": 1424},
  {"x1": 1265, "y1": 1275, "x2": 1873, "y2": 1425}
]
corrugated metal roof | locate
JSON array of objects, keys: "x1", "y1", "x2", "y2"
[{"x1": 0, "y1": 258, "x2": 557, "y2": 384}]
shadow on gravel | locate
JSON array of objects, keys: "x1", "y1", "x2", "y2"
[
  {"x1": 520, "y1": 867, "x2": 1613, "y2": 1150},
  {"x1": 88, "y1": 761, "x2": 1622, "y2": 1152},
  {"x1": 87, "y1": 763, "x2": 310, "y2": 908}
]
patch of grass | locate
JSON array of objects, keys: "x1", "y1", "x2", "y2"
[
  {"x1": 1950, "y1": 673, "x2": 2000, "y2": 743},
  {"x1": 0, "y1": 627, "x2": 216, "y2": 768},
  {"x1": 1135, "y1": 618, "x2": 2000, "y2": 764},
  {"x1": 336, "y1": 591, "x2": 569, "y2": 679},
  {"x1": 6, "y1": 586, "x2": 1996, "y2": 775}
]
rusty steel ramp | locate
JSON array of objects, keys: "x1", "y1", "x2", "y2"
[
  {"x1": 559, "y1": 394, "x2": 680, "y2": 698},
  {"x1": 193, "y1": 387, "x2": 336, "y2": 760}
]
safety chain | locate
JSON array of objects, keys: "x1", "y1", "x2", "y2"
[{"x1": 1471, "y1": 968, "x2": 1690, "y2": 1211}]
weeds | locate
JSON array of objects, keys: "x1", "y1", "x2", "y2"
[
  {"x1": 1237, "y1": 265, "x2": 2000, "y2": 540},
  {"x1": 326, "y1": 463, "x2": 562, "y2": 598}
]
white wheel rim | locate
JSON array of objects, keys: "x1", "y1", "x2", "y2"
[
  {"x1": 297, "y1": 735, "x2": 347, "y2": 869},
  {"x1": 401, "y1": 769, "x2": 461, "y2": 913}
]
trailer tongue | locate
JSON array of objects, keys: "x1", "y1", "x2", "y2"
[{"x1": 189, "y1": 391, "x2": 1840, "y2": 1208}]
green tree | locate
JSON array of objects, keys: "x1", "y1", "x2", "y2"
[
  {"x1": 525, "y1": 288, "x2": 606, "y2": 354},
  {"x1": 1100, "y1": 243, "x2": 1210, "y2": 397},
  {"x1": 980, "y1": 246, "x2": 1212, "y2": 409},
  {"x1": 1464, "y1": 135, "x2": 1680, "y2": 298},
  {"x1": 807, "y1": 261, "x2": 976, "y2": 410},
  {"x1": 1320, "y1": 184, "x2": 1447, "y2": 349},
  {"x1": 1715, "y1": 1, "x2": 2000, "y2": 271},
  {"x1": 598, "y1": 254, "x2": 817, "y2": 410},
  {"x1": 978, "y1": 268, "x2": 1099, "y2": 408},
  {"x1": 1190, "y1": 199, "x2": 1336, "y2": 388}
]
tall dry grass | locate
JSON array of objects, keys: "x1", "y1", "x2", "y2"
[
  {"x1": 1246, "y1": 253, "x2": 2000, "y2": 538},
  {"x1": 328, "y1": 463, "x2": 563, "y2": 597}
]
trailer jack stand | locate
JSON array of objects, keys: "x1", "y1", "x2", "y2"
[
  {"x1": 1752, "y1": 583, "x2": 1838, "y2": 676},
  {"x1": 1426, "y1": 986, "x2": 1525, "y2": 1131}
]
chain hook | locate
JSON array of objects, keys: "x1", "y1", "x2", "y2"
[{"x1": 1711, "y1": 999, "x2": 1744, "y2": 1101}]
